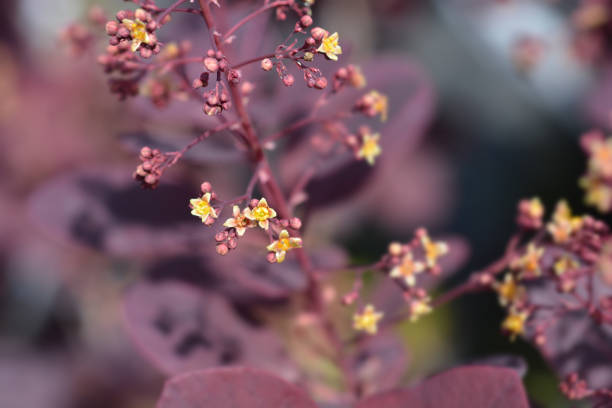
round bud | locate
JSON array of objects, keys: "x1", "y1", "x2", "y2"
[
  {"x1": 261, "y1": 58, "x2": 273, "y2": 71},
  {"x1": 117, "y1": 26, "x2": 130, "y2": 38},
  {"x1": 144, "y1": 174, "x2": 157, "y2": 185},
  {"x1": 227, "y1": 238, "x2": 238, "y2": 249},
  {"x1": 200, "y1": 181, "x2": 212, "y2": 193},
  {"x1": 266, "y1": 252, "x2": 277, "y2": 263},
  {"x1": 139, "y1": 47, "x2": 153, "y2": 59},
  {"x1": 314, "y1": 77, "x2": 327, "y2": 89},
  {"x1": 204, "y1": 57, "x2": 219, "y2": 72},
  {"x1": 310, "y1": 27, "x2": 328, "y2": 41},
  {"x1": 282, "y1": 74, "x2": 295, "y2": 87},
  {"x1": 215, "y1": 231, "x2": 227, "y2": 242},
  {"x1": 146, "y1": 21, "x2": 158, "y2": 31},
  {"x1": 134, "y1": 8, "x2": 147, "y2": 21},
  {"x1": 216, "y1": 243, "x2": 229, "y2": 255},
  {"x1": 116, "y1": 10, "x2": 127, "y2": 22},
  {"x1": 140, "y1": 146, "x2": 152, "y2": 158},
  {"x1": 105, "y1": 21, "x2": 119, "y2": 36},
  {"x1": 289, "y1": 217, "x2": 302, "y2": 230},
  {"x1": 300, "y1": 15, "x2": 313, "y2": 28}
]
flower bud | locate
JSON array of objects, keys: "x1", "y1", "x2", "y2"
[
  {"x1": 282, "y1": 74, "x2": 295, "y2": 87},
  {"x1": 300, "y1": 15, "x2": 313, "y2": 28},
  {"x1": 204, "y1": 57, "x2": 219, "y2": 72},
  {"x1": 310, "y1": 27, "x2": 328, "y2": 41},
  {"x1": 314, "y1": 77, "x2": 327, "y2": 89},
  {"x1": 105, "y1": 21, "x2": 119, "y2": 36},
  {"x1": 216, "y1": 243, "x2": 229, "y2": 255}
]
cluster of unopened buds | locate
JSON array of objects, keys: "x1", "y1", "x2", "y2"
[
  {"x1": 349, "y1": 228, "x2": 450, "y2": 335},
  {"x1": 132, "y1": 146, "x2": 165, "y2": 189},
  {"x1": 580, "y1": 129, "x2": 612, "y2": 212}
]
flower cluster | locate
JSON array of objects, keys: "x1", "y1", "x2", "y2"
[
  {"x1": 488, "y1": 199, "x2": 610, "y2": 343},
  {"x1": 580, "y1": 129, "x2": 612, "y2": 212},
  {"x1": 105, "y1": 9, "x2": 160, "y2": 57},
  {"x1": 347, "y1": 228, "x2": 450, "y2": 335}
]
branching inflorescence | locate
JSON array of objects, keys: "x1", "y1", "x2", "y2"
[{"x1": 62, "y1": 0, "x2": 612, "y2": 405}]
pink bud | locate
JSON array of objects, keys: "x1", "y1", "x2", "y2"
[
  {"x1": 204, "y1": 57, "x2": 219, "y2": 72},
  {"x1": 282, "y1": 74, "x2": 295, "y2": 87},
  {"x1": 200, "y1": 181, "x2": 212, "y2": 193},
  {"x1": 310, "y1": 27, "x2": 328, "y2": 41},
  {"x1": 105, "y1": 21, "x2": 119, "y2": 36},
  {"x1": 314, "y1": 77, "x2": 327, "y2": 89},
  {"x1": 300, "y1": 15, "x2": 313, "y2": 28}
]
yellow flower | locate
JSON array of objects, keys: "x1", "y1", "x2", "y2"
[
  {"x1": 580, "y1": 175, "x2": 612, "y2": 213},
  {"x1": 353, "y1": 304, "x2": 383, "y2": 334},
  {"x1": 122, "y1": 18, "x2": 151, "y2": 52},
  {"x1": 502, "y1": 309, "x2": 529, "y2": 341},
  {"x1": 367, "y1": 90, "x2": 389, "y2": 122},
  {"x1": 244, "y1": 198, "x2": 277, "y2": 230},
  {"x1": 223, "y1": 205, "x2": 255, "y2": 236},
  {"x1": 349, "y1": 66, "x2": 366, "y2": 89},
  {"x1": 494, "y1": 273, "x2": 525, "y2": 307},
  {"x1": 420, "y1": 232, "x2": 449, "y2": 269},
  {"x1": 409, "y1": 297, "x2": 432, "y2": 322},
  {"x1": 266, "y1": 229, "x2": 302, "y2": 263},
  {"x1": 589, "y1": 138, "x2": 612, "y2": 178},
  {"x1": 554, "y1": 255, "x2": 579, "y2": 277},
  {"x1": 357, "y1": 131, "x2": 382, "y2": 166},
  {"x1": 526, "y1": 197, "x2": 544, "y2": 219},
  {"x1": 512, "y1": 243, "x2": 543, "y2": 277},
  {"x1": 547, "y1": 200, "x2": 583, "y2": 243},
  {"x1": 317, "y1": 32, "x2": 342, "y2": 61},
  {"x1": 189, "y1": 192, "x2": 217, "y2": 223},
  {"x1": 389, "y1": 252, "x2": 424, "y2": 287}
]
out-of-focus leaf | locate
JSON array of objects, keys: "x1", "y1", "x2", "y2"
[
  {"x1": 464, "y1": 354, "x2": 528, "y2": 379},
  {"x1": 27, "y1": 167, "x2": 210, "y2": 257},
  {"x1": 526, "y1": 276, "x2": 612, "y2": 390},
  {"x1": 146, "y1": 246, "x2": 346, "y2": 301},
  {"x1": 156, "y1": 367, "x2": 317, "y2": 408},
  {"x1": 350, "y1": 334, "x2": 409, "y2": 396},
  {"x1": 355, "y1": 366, "x2": 529, "y2": 408},
  {"x1": 123, "y1": 281, "x2": 295, "y2": 378}
]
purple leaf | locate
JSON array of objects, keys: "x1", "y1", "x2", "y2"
[
  {"x1": 350, "y1": 334, "x2": 409, "y2": 396},
  {"x1": 356, "y1": 366, "x2": 529, "y2": 408},
  {"x1": 123, "y1": 281, "x2": 295, "y2": 377},
  {"x1": 156, "y1": 367, "x2": 317, "y2": 408},
  {"x1": 26, "y1": 167, "x2": 211, "y2": 257}
]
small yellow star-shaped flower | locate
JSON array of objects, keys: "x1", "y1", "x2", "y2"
[
  {"x1": 353, "y1": 304, "x2": 383, "y2": 334},
  {"x1": 244, "y1": 198, "x2": 277, "y2": 230},
  {"x1": 494, "y1": 273, "x2": 525, "y2": 307},
  {"x1": 409, "y1": 297, "x2": 432, "y2": 322},
  {"x1": 266, "y1": 229, "x2": 302, "y2": 263},
  {"x1": 420, "y1": 232, "x2": 449, "y2": 269},
  {"x1": 389, "y1": 252, "x2": 424, "y2": 287},
  {"x1": 357, "y1": 131, "x2": 382, "y2": 166},
  {"x1": 512, "y1": 243, "x2": 544, "y2": 278},
  {"x1": 223, "y1": 205, "x2": 255, "y2": 236},
  {"x1": 367, "y1": 90, "x2": 389, "y2": 122},
  {"x1": 317, "y1": 32, "x2": 342, "y2": 61},
  {"x1": 554, "y1": 255, "x2": 579, "y2": 277},
  {"x1": 502, "y1": 309, "x2": 529, "y2": 341},
  {"x1": 547, "y1": 200, "x2": 583, "y2": 243},
  {"x1": 122, "y1": 18, "x2": 151, "y2": 52},
  {"x1": 526, "y1": 197, "x2": 544, "y2": 219},
  {"x1": 189, "y1": 192, "x2": 217, "y2": 223}
]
